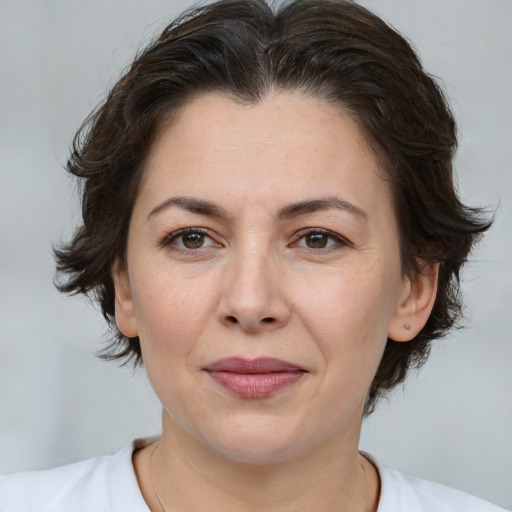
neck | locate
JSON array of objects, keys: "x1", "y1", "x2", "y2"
[{"x1": 134, "y1": 411, "x2": 380, "y2": 512}]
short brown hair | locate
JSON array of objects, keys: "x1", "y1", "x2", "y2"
[{"x1": 55, "y1": 0, "x2": 491, "y2": 413}]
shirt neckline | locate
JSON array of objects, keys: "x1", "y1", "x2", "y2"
[
  {"x1": 107, "y1": 438, "x2": 157, "y2": 511},
  {"x1": 108, "y1": 438, "x2": 390, "y2": 512}
]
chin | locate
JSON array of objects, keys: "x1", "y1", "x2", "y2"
[
  {"x1": 214, "y1": 438, "x2": 302, "y2": 465},
  {"x1": 203, "y1": 417, "x2": 309, "y2": 465}
]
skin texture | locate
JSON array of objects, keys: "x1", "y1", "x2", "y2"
[{"x1": 113, "y1": 92, "x2": 438, "y2": 512}]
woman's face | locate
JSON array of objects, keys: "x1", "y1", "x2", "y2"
[{"x1": 114, "y1": 92, "x2": 419, "y2": 463}]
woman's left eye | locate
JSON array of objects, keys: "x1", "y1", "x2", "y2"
[{"x1": 294, "y1": 230, "x2": 346, "y2": 250}]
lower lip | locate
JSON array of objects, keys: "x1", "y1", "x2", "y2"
[{"x1": 207, "y1": 371, "x2": 304, "y2": 398}]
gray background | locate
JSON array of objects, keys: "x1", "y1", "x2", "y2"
[{"x1": 0, "y1": 0, "x2": 511, "y2": 508}]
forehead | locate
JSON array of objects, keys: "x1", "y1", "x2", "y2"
[{"x1": 137, "y1": 92, "x2": 394, "y2": 223}]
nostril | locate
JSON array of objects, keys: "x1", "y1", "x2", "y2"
[
  {"x1": 227, "y1": 316, "x2": 238, "y2": 324},
  {"x1": 262, "y1": 317, "x2": 275, "y2": 323}
]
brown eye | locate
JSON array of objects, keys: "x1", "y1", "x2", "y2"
[
  {"x1": 305, "y1": 233, "x2": 329, "y2": 248},
  {"x1": 294, "y1": 230, "x2": 346, "y2": 251},
  {"x1": 164, "y1": 229, "x2": 218, "y2": 250},
  {"x1": 182, "y1": 232, "x2": 205, "y2": 249}
]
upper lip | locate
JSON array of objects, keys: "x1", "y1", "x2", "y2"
[{"x1": 204, "y1": 357, "x2": 305, "y2": 374}]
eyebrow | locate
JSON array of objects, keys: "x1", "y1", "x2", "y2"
[
  {"x1": 147, "y1": 195, "x2": 367, "y2": 222},
  {"x1": 148, "y1": 196, "x2": 231, "y2": 221},
  {"x1": 276, "y1": 197, "x2": 367, "y2": 221}
]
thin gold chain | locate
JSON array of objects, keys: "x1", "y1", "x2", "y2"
[
  {"x1": 150, "y1": 442, "x2": 168, "y2": 512},
  {"x1": 148, "y1": 441, "x2": 373, "y2": 511}
]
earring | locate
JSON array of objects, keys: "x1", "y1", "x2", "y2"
[{"x1": 404, "y1": 323, "x2": 411, "y2": 330}]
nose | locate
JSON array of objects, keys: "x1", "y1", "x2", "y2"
[{"x1": 217, "y1": 245, "x2": 291, "y2": 333}]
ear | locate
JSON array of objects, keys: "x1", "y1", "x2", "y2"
[
  {"x1": 388, "y1": 263, "x2": 439, "y2": 342},
  {"x1": 111, "y1": 261, "x2": 138, "y2": 338}
]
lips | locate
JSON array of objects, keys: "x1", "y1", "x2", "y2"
[{"x1": 204, "y1": 357, "x2": 306, "y2": 398}]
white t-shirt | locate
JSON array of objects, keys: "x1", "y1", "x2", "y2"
[{"x1": 0, "y1": 438, "x2": 507, "y2": 512}]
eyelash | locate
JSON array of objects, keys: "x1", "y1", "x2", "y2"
[
  {"x1": 160, "y1": 227, "x2": 219, "y2": 251},
  {"x1": 291, "y1": 228, "x2": 351, "y2": 252}
]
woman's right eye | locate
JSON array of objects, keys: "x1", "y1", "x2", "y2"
[{"x1": 163, "y1": 229, "x2": 218, "y2": 250}]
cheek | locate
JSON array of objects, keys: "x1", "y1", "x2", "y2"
[
  {"x1": 131, "y1": 266, "x2": 218, "y2": 356},
  {"x1": 132, "y1": 272, "x2": 218, "y2": 417},
  {"x1": 291, "y1": 262, "x2": 398, "y2": 362}
]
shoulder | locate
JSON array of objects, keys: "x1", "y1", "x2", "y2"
[
  {"x1": 376, "y1": 461, "x2": 509, "y2": 512},
  {"x1": 0, "y1": 438, "x2": 153, "y2": 512},
  {"x1": 0, "y1": 454, "x2": 111, "y2": 512}
]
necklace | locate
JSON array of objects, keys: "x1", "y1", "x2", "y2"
[
  {"x1": 150, "y1": 442, "x2": 168, "y2": 512},
  {"x1": 149, "y1": 442, "x2": 375, "y2": 512}
]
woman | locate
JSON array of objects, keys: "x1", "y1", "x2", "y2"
[{"x1": 0, "y1": 0, "x2": 507, "y2": 510}]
